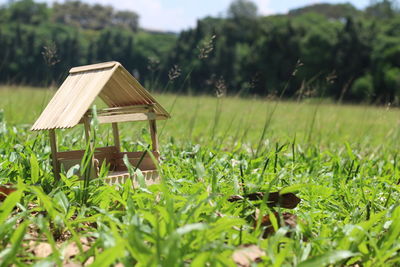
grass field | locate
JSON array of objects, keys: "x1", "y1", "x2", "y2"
[{"x1": 0, "y1": 86, "x2": 400, "y2": 266}]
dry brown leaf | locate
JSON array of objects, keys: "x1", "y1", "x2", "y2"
[
  {"x1": 257, "y1": 212, "x2": 298, "y2": 238},
  {"x1": 84, "y1": 256, "x2": 94, "y2": 266},
  {"x1": 64, "y1": 242, "x2": 80, "y2": 260},
  {"x1": 232, "y1": 244, "x2": 265, "y2": 267},
  {"x1": 0, "y1": 184, "x2": 16, "y2": 201},
  {"x1": 34, "y1": 242, "x2": 52, "y2": 258}
]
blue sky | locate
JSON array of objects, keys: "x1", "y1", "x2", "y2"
[{"x1": 3, "y1": 0, "x2": 371, "y2": 31}]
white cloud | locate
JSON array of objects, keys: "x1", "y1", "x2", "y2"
[
  {"x1": 79, "y1": 0, "x2": 190, "y2": 31},
  {"x1": 253, "y1": 0, "x2": 275, "y2": 15},
  {"x1": 119, "y1": 0, "x2": 188, "y2": 32}
]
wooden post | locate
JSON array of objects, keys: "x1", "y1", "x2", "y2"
[
  {"x1": 83, "y1": 116, "x2": 97, "y2": 178},
  {"x1": 149, "y1": 119, "x2": 158, "y2": 152},
  {"x1": 83, "y1": 115, "x2": 91, "y2": 142},
  {"x1": 49, "y1": 129, "x2": 60, "y2": 181},
  {"x1": 112, "y1": 123, "x2": 120, "y2": 152},
  {"x1": 148, "y1": 105, "x2": 159, "y2": 158}
]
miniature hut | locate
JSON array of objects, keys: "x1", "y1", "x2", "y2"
[{"x1": 31, "y1": 61, "x2": 170, "y2": 184}]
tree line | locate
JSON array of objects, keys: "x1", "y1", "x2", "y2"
[{"x1": 0, "y1": 0, "x2": 400, "y2": 103}]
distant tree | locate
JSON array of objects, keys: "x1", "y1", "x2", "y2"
[
  {"x1": 5, "y1": 0, "x2": 49, "y2": 25},
  {"x1": 112, "y1": 11, "x2": 139, "y2": 32},
  {"x1": 289, "y1": 3, "x2": 360, "y2": 20},
  {"x1": 227, "y1": 0, "x2": 258, "y2": 19},
  {"x1": 366, "y1": 0, "x2": 399, "y2": 19},
  {"x1": 333, "y1": 18, "x2": 372, "y2": 100},
  {"x1": 52, "y1": 1, "x2": 139, "y2": 31}
]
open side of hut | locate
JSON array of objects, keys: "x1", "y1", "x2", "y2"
[{"x1": 31, "y1": 61, "x2": 170, "y2": 184}]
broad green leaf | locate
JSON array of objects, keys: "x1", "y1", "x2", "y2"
[
  {"x1": 0, "y1": 221, "x2": 27, "y2": 267},
  {"x1": 176, "y1": 223, "x2": 208, "y2": 235},
  {"x1": 89, "y1": 242, "x2": 124, "y2": 267},
  {"x1": 0, "y1": 189, "x2": 22, "y2": 225},
  {"x1": 54, "y1": 191, "x2": 69, "y2": 214}
]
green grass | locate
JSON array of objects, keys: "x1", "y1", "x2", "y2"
[{"x1": 0, "y1": 86, "x2": 400, "y2": 266}]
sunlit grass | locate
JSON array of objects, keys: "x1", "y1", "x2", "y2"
[{"x1": 0, "y1": 86, "x2": 399, "y2": 265}]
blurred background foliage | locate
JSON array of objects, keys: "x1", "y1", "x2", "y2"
[{"x1": 0, "y1": 0, "x2": 400, "y2": 104}]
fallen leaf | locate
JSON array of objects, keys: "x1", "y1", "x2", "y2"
[
  {"x1": 84, "y1": 256, "x2": 94, "y2": 266},
  {"x1": 232, "y1": 244, "x2": 265, "y2": 267},
  {"x1": 64, "y1": 242, "x2": 80, "y2": 260},
  {"x1": 34, "y1": 242, "x2": 52, "y2": 258},
  {"x1": 0, "y1": 184, "x2": 16, "y2": 201},
  {"x1": 257, "y1": 212, "x2": 298, "y2": 238}
]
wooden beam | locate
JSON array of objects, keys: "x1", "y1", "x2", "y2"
[
  {"x1": 83, "y1": 116, "x2": 91, "y2": 142},
  {"x1": 69, "y1": 61, "x2": 119, "y2": 74},
  {"x1": 49, "y1": 129, "x2": 60, "y2": 181},
  {"x1": 112, "y1": 123, "x2": 121, "y2": 152},
  {"x1": 97, "y1": 112, "x2": 159, "y2": 124}
]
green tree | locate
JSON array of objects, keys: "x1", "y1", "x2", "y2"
[{"x1": 227, "y1": 0, "x2": 258, "y2": 19}]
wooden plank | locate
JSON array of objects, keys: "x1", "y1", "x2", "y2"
[
  {"x1": 59, "y1": 158, "x2": 81, "y2": 172},
  {"x1": 113, "y1": 157, "x2": 156, "y2": 171},
  {"x1": 97, "y1": 112, "x2": 157, "y2": 124},
  {"x1": 117, "y1": 151, "x2": 159, "y2": 159},
  {"x1": 57, "y1": 146, "x2": 118, "y2": 159},
  {"x1": 96, "y1": 104, "x2": 153, "y2": 114},
  {"x1": 70, "y1": 61, "x2": 119, "y2": 74},
  {"x1": 49, "y1": 129, "x2": 60, "y2": 180},
  {"x1": 112, "y1": 123, "x2": 120, "y2": 152}
]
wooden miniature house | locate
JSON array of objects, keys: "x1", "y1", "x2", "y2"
[{"x1": 31, "y1": 61, "x2": 170, "y2": 184}]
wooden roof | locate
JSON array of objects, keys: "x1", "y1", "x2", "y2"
[{"x1": 31, "y1": 61, "x2": 170, "y2": 131}]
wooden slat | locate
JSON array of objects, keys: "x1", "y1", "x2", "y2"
[
  {"x1": 70, "y1": 61, "x2": 119, "y2": 74},
  {"x1": 97, "y1": 113, "x2": 157, "y2": 124},
  {"x1": 32, "y1": 74, "x2": 83, "y2": 130},
  {"x1": 108, "y1": 71, "x2": 149, "y2": 106},
  {"x1": 56, "y1": 146, "x2": 118, "y2": 159},
  {"x1": 96, "y1": 104, "x2": 153, "y2": 114},
  {"x1": 118, "y1": 66, "x2": 171, "y2": 118},
  {"x1": 64, "y1": 67, "x2": 118, "y2": 128}
]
